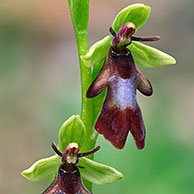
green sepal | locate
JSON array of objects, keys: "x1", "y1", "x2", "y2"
[
  {"x1": 81, "y1": 35, "x2": 111, "y2": 67},
  {"x1": 112, "y1": 3, "x2": 151, "y2": 33},
  {"x1": 49, "y1": 172, "x2": 57, "y2": 184},
  {"x1": 129, "y1": 41, "x2": 176, "y2": 67},
  {"x1": 21, "y1": 155, "x2": 60, "y2": 182},
  {"x1": 58, "y1": 115, "x2": 86, "y2": 152},
  {"x1": 79, "y1": 157, "x2": 125, "y2": 185},
  {"x1": 81, "y1": 4, "x2": 151, "y2": 68},
  {"x1": 21, "y1": 155, "x2": 125, "y2": 186}
]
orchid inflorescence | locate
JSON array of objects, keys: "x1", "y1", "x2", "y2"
[{"x1": 21, "y1": 3, "x2": 176, "y2": 194}]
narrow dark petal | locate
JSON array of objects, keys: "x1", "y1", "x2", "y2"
[
  {"x1": 78, "y1": 146, "x2": 100, "y2": 158},
  {"x1": 132, "y1": 36, "x2": 160, "y2": 42},
  {"x1": 136, "y1": 69, "x2": 153, "y2": 96},
  {"x1": 86, "y1": 54, "x2": 113, "y2": 98},
  {"x1": 109, "y1": 27, "x2": 117, "y2": 38},
  {"x1": 86, "y1": 80, "x2": 105, "y2": 98},
  {"x1": 51, "y1": 142, "x2": 63, "y2": 157}
]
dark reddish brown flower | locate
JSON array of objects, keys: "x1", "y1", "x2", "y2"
[
  {"x1": 43, "y1": 142, "x2": 100, "y2": 194},
  {"x1": 86, "y1": 23, "x2": 159, "y2": 150}
]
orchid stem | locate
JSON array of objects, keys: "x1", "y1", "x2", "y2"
[{"x1": 67, "y1": 0, "x2": 97, "y2": 191}]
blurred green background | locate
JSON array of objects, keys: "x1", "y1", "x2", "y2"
[{"x1": 0, "y1": 0, "x2": 194, "y2": 193}]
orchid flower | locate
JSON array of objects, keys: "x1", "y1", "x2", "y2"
[
  {"x1": 87, "y1": 23, "x2": 160, "y2": 150},
  {"x1": 43, "y1": 142, "x2": 100, "y2": 194}
]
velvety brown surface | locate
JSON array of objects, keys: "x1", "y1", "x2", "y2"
[
  {"x1": 43, "y1": 163, "x2": 92, "y2": 194},
  {"x1": 95, "y1": 102, "x2": 145, "y2": 150}
]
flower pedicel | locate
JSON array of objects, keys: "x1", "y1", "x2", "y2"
[
  {"x1": 43, "y1": 142, "x2": 100, "y2": 194},
  {"x1": 87, "y1": 22, "x2": 160, "y2": 150}
]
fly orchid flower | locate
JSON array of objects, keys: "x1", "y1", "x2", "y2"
[
  {"x1": 43, "y1": 142, "x2": 100, "y2": 194},
  {"x1": 86, "y1": 23, "x2": 160, "y2": 150}
]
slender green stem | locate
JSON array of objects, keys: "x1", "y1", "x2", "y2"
[
  {"x1": 76, "y1": 34, "x2": 97, "y2": 153},
  {"x1": 76, "y1": 35, "x2": 95, "y2": 191},
  {"x1": 67, "y1": 0, "x2": 97, "y2": 191}
]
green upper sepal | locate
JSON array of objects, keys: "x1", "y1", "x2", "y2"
[
  {"x1": 81, "y1": 3, "x2": 176, "y2": 68},
  {"x1": 112, "y1": 3, "x2": 151, "y2": 33},
  {"x1": 58, "y1": 115, "x2": 86, "y2": 152}
]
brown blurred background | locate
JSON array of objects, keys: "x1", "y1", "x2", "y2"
[{"x1": 0, "y1": 0, "x2": 194, "y2": 193}]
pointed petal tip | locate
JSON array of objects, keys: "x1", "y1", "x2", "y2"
[{"x1": 20, "y1": 170, "x2": 32, "y2": 181}]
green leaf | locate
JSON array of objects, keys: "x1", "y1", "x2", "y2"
[
  {"x1": 79, "y1": 157, "x2": 125, "y2": 185},
  {"x1": 112, "y1": 3, "x2": 151, "y2": 33},
  {"x1": 58, "y1": 115, "x2": 86, "y2": 152},
  {"x1": 21, "y1": 155, "x2": 60, "y2": 181},
  {"x1": 129, "y1": 41, "x2": 176, "y2": 68},
  {"x1": 68, "y1": 0, "x2": 89, "y2": 35},
  {"x1": 81, "y1": 4, "x2": 151, "y2": 68},
  {"x1": 81, "y1": 35, "x2": 111, "y2": 67}
]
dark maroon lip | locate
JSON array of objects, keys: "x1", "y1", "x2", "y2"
[{"x1": 42, "y1": 143, "x2": 99, "y2": 194}]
